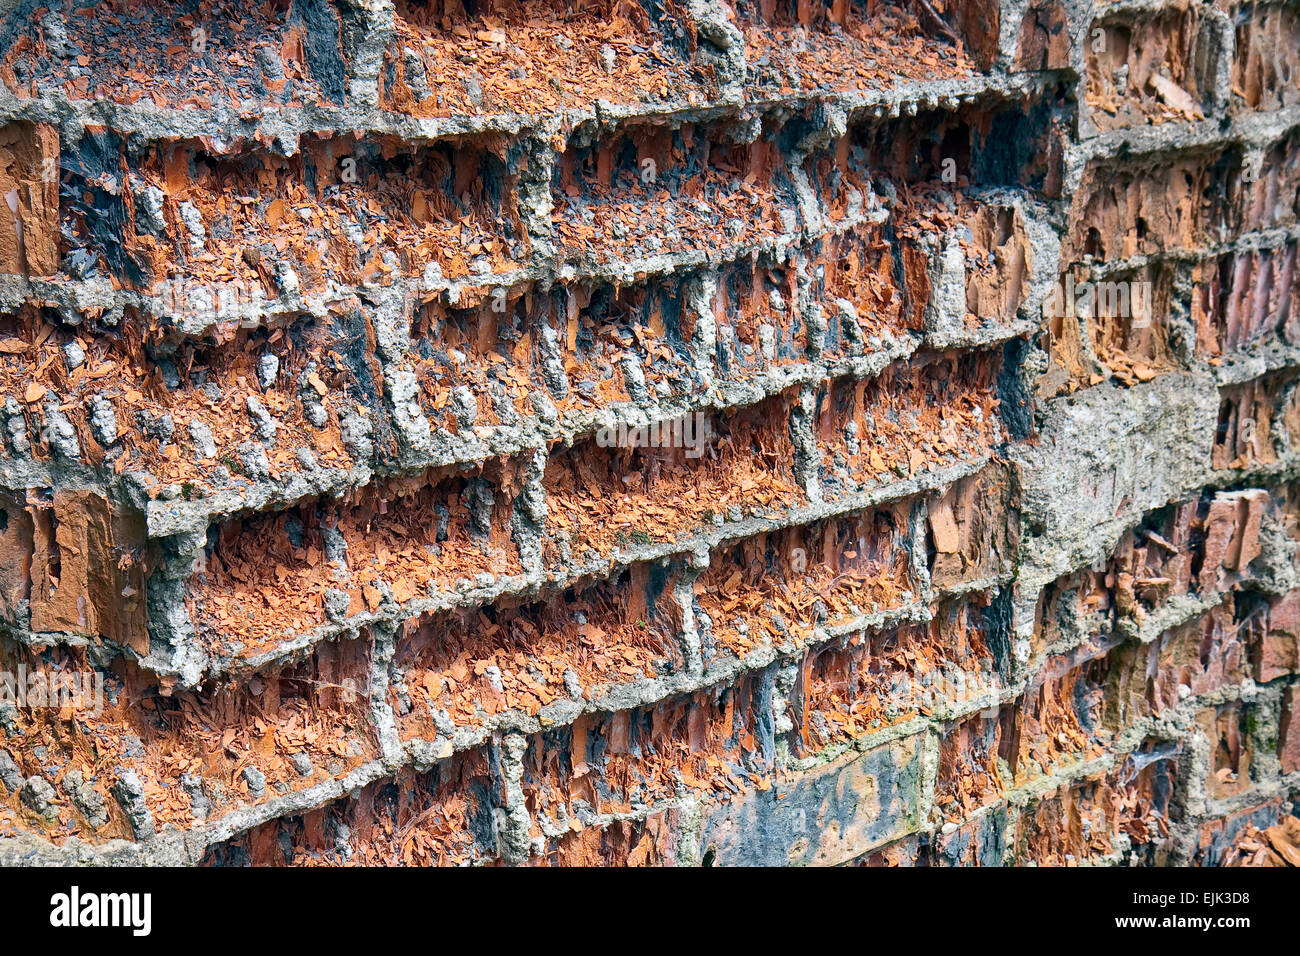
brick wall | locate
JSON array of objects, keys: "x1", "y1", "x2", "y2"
[{"x1": 0, "y1": 0, "x2": 1297, "y2": 866}]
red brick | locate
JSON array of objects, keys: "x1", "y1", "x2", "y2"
[
  {"x1": 1085, "y1": 8, "x2": 1216, "y2": 130},
  {"x1": 1194, "y1": 243, "x2": 1300, "y2": 358},
  {"x1": 0, "y1": 122, "x2": 59, "y2": 276},
  {"x1": 1232, "y1": 2, "x2": 1300, "y2": 113}
]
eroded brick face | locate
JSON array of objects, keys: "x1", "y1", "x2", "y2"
[{"x1": 1, "y1": 0, "x2": 1299, "y2": 869}]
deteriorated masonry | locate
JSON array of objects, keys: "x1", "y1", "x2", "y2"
[{"x1": 0, "y1": 0, "x2": 1297, "y2": 867}]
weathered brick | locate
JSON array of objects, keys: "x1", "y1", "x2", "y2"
[
  {"x1": 0, "y1": 122, "x2": 59, "y2": 277},
  {"x1": 1107, "y1": 601, "x2": 1255, "y2": 727},
  {"x1": 521, "y1": 672, "x2": 775, "y2": 829},
  {"x1": 931, "y1": 804, "x2": 1012, "y2": 865},
  {"x1": 1200, "y1": 701, "x2": 1256, "y2": 800},
  {"x1": 1194, "y1": 799, "x2": 1286, "y2": 865},
  {"x1": 697, "y1": 730, "x2": 925, "y2": 866},
  {"x1": 850, "y1": 831, "x2": 930, "y2": 866},
  {"x1": 731, "y1": 0, "x2": 997, "y2": 91},
  {"x1": 534, "y1": 809, "x2": 685, "y2": 866},
  {"x1": 0, "y1": 632, "x2": 377, "y2": 842},
  {"x1": 390, "y1": 562, "x2": 685, "y2": 737},
  {"x1": 1065, "y1": 150, "x2": 1240, "y2": 264},
  {"x1": 2, "y1": 1, "x2": 347, "y2": 109},
  {"x1": 927, "y1": 462, "x2": 1018, "y2": 590},
  {"x1": 544, "y1": 390, "x2": 804, "y2": 566},
  {"x1": 807, "y1": 223, "x2": 919, "y2": 362},
  {"x1": 1042, "y1": 261, "x2": 1178, "y2": 392},
  {"x1": 382, "y1": 0, "x2": 711, "y2": 118},
  {"x1": 1216, "y1": 370, "x2": 1300, "y2": 469},
  {"x1": 27, "y1": 490, "x2": 147, "y2": 649},
  {"x1": 191, "y1": 459, "x2": 523, "y2": 659},
  {"x1": 0, "y1": 491, "x2": 33, "y2": 623},
  {"x1": 1231, "y1": 2, "x2": 1300, "y2": 113},
  {"x1": 793, "y1": 597, "x2": 999, "y2": 754},
  {"x1": 1194, "y1": 243, "x2": 1300, "y2": 358},
  {"x1": 1013, "y1": 0, "x2": 1070, "y2": 72},
  {"x1": 816, "y1": 350, "x2": 1003, "y2": 500},
  {"x1": 76, "y1": 134, "x2": 525, "y2": 293},
  {"x1": 1085, "y1": 6, "x2": 1221, "y2": 130},
  {"x1": 1255, "y1": 592, "x2": 1300, "y2": 683},
  {"x1": 935, "y1": 710, "x2": 1005, "y2": 822},
  {"x1": 203, "y1": 750, "x2": 501, "y2": 866},
  {"x1": 1014, "y1": 744, "x2": 1182, "y2": 864},
  {"x1": 1002, "y1": 643, "x2": 1115, "y2": 783},
  {"x1": 5, "y1": 0, "x2": 1300, "y2": 870},
  {"x1": 553, "y1": 116, "x2": 796, "y2": 268},
  {"x1": 695, "y1": 499, "x2": 918, "y2": 662}
]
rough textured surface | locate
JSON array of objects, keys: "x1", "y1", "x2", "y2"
[{"x1": 0, "y1": 0, "x2": 1297, "y2": 866}]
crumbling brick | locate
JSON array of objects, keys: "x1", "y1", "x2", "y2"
[
  {"x1": 191, "y1": 459, "x2": 522, "y2": 659},
  {"x1": 0, "y1": 122, "x2": 59, "y2": 276},
  {"x1": 0, "y1": 633, "x2": 376, "y2": 843},
  {"x1": 410, "y1": 277, "x2": 700, "y2": 424},
  {"x1": 806, "y1": 223, "x2": 919, "y2": 361},
  {"x1": 1239, "y1": 128, "x2": 1300, "y2": 235},
  {"x1": 389, "y1": 563, "x2": 685, "y2": 737},
  {"x1": 695, "y1": 500, "x2": 919, "y2": 661},
  {"x1": 0, "y1": 307, "x2": 360, "y2": 492},
  {"x1": 1105, "y1": 601, "x2": 1256, "y2": 729},
  {"x1": 1213, "y1": 369, "x2": 1300, "y2": 469},
  {"x1": 1195, "y1": 799, "x2": 1287, "y2": 865},
  {"x1": 792, "y1": 598, "x2": 999, "y2": 754},
  {"x1": 80, "y1": 133, "x2": 525, "y2": 294},
  {"x1": 383, "y1": 0, "x2": 715, "y2": 118},
  {"x1": 1085, "y1": 5, "x2": 1220, "y2": 130},
  {"x1": 1253, "y1": 591, "x2": 1300, "y2": 682},
  {"x1": 1231, "y1": 2, "x2": 1300, "y2": 113},
  {"x1": 816, "y1": 350, "x2": 1002, "y2": 499},
  {"x1": 1201, "y1": 700, "x2": 1257, "y2": 800},
  {"x1": 534, "y1": 809, "x2": 686, "y2": 866},
  {"x1": 0, "y1": 491, "x2": 33, "y2": 622},
  {"x1": 732, "y1": 0, "x2": 985, "y2": 95},
  {"x1": 543, "y1": 391, "x2": 804, "y2": 564},
  {"x1": 522, "y1": 672, "x2": 774, "y2": 827},
  {"x1": 927, "y1": 463, "x2": 1018, "y2": 590},
  {"x1": 1067, "y1": 149, "x2": 1246, "y2": 265},
  {"x1": 553, "y1": 115, "x2": 796, "y2": 268},
  {"x1": 1025, "y1": 493, "x2": 1265, "y2": 658},
  {"x1": 710, "y1": 256, "x2": 809, "y2": 378},
  {"x1": 203, "y1": 751, "x2": 500, "y2": 866},
  {"x1": 935, "y1": 710, "x2": 1005, "y2": 823},
  {"x1": 929, "y1": 804, "x2": 1010, "y2": 865},
  {"x1": 1013, "y1": 0, "x2": 1069, "y2": 73},
  {"x1": 1044, "y1": 262, "x2": 1178, "y2": 391},
  {"x1": 1280, "y1": 685, "x2": 1300, "y2": 774},
  {"x1": 1194, "y1": 242, "x2": 1300, "y2": 358},
  {"x1": 852, "y1": 831, "x2": 931, "y2": 867},
  {"x1": 1015, "y1": 745, "x2": 1181, "y2": 864},
  {"x1": 1001, "y1": 643, "x2": 1115, "y2": 783},
  {"x1": 27, "y1": 490, "x2": 147, "y2": 648},
  {"x1": 1, "y1": 0, "x2": 347, "y2": 108}
]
